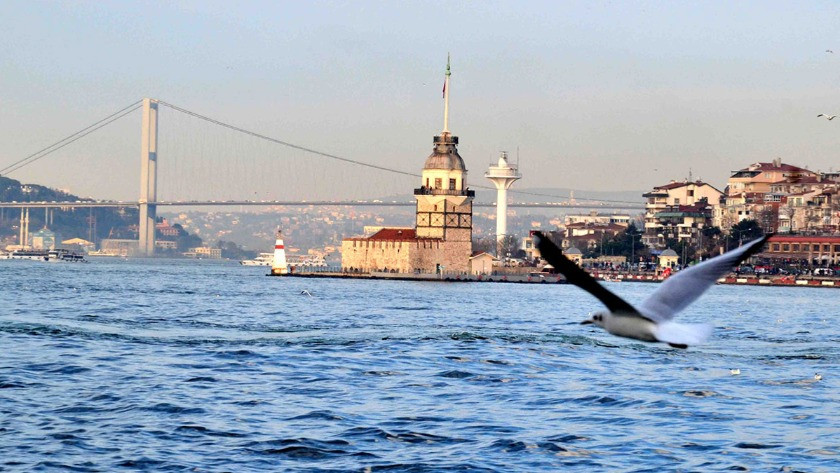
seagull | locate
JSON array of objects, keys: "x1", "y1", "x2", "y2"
[
  {"x1": 300, "y1": 290, "x2": 313, "y2": 297},
  {"x1": 730, "y1": 368, "x2": 741, "y2": 375},
  {"x1": 817, "y1": 114, "x2": 837, "y2": 120},
  {"x1": 534, "y1": 232, "x2": 771, "y2": 348},
  {"x1": 827, "y1": 50, "x2": 834, "y2": 54},
  {"x1": 815, "y1": 373, "x2": 823, "y2": 381}
]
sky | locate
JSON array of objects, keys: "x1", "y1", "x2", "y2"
[{"x1": 2, "y1": 1, "x2": 840, "y2": 201}]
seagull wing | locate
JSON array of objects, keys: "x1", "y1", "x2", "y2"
[
  {"x1": 818, "y1": 114, "x2": 825, "y2": 117},
  {"x1": 534, "y1": 232, "x2": 641, "y2": 316},
  {"x1": 637, "y1": 235, "x2": 770, "y2": 322}
]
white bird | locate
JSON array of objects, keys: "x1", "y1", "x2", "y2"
[
  {"x1": 814, "y1": 373, "x2": 823, "y2": 381},
  {"x1": 817, "y1": 114, "x2": 837, "y2": 120},
  {"x1": 730, "y1": 368, "x2": 741, "y2": 375},
  {"x1": 300, "y1": 290, "x2": 313, "y2": 297},
  {"x1": 534, "y1": 232, "x2": 770, "y2": 348}
]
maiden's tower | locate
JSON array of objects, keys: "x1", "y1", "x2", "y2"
[{"x1": 341, "y1": 57, "x2": 474, "y2": 274}]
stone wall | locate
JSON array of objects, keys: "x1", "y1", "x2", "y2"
[
  {"x1": 341, "y1": 239, "x2": 413, "y2": 272},
  {"x1": 341, "y1": 238, "x2": 472, "y2": 274}
]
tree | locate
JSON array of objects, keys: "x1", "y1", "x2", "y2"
[
  {"x1": 729, "y1": 219, "x2": 763, "y2": 250},
  {"x1": 472, "y1": 236, "x2": 496, "y2": 255},
  {"x1": 498, "y1": 234, "x2": 523, "y2": 259},
  {"x1": 590, "y1": 222, "x2": 648, "y2": 261}
]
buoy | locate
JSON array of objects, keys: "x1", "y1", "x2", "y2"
[{"x1": 271, "y1": 229, "x2": 288, "y2": 275}]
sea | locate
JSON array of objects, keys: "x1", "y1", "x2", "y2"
[{"x1": 1, "y1": 259, "x2": 838, "y2": 472}]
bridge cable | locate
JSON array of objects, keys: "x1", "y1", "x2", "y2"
[
  {"x1": 0, "y1": 100, "x2": 143, "y2": 176},
  {"x1": 158, "y1": 100, "x2": 419, "y2": 179},
  {"x1": 157, "y1": 100, "x2": 641, "y2": 205}
]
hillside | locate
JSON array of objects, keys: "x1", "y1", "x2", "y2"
[{"x1": 0, "y1": 176, "x2": 200, "y2": 251}]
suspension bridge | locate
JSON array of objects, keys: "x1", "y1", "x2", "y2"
[{"x1": 0, "y1": 98, "x2": 643, "y2": 255}]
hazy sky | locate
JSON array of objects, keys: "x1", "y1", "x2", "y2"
[{"x1": 3, "y1": 1, "x2": 840, "y2": 201}]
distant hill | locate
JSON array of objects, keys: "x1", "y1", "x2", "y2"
[
  {"x1": 0, "y1": 176, "x2": 201, "y2": 250},
  {"x1": 374, "y1": 187, "x2": 645, "y2": 205}
]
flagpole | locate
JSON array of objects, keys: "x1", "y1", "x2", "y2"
[{"x1": 443, "y1": 53, "x2": 451, "y2": 133}]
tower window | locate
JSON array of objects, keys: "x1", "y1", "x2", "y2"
[
  {"x1": 449, "y1": 178, "x2": 456, "y2": 190},
  {"x1": 435, "y1": 178, "x2": 442, "y2": 189}
]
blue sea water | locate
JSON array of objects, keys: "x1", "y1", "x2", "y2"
[{"x1": 0, "y1": 259, "x2": 838, "y2": 472}]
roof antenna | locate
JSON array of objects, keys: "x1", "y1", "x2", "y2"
[{"x1": 688, "y1": 167, "x2": 693, "y2": 182}]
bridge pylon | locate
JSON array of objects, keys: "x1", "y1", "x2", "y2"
[{"x1": 138, "y1": 98, "x2": 159, "y2": 256}]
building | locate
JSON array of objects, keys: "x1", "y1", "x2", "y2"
[
  {"x1": 156, "y1": 218, "x2": 180, "y2": 237},
  {"x1": 642, "y1": 180, "x2": 722, "y2": 248},
  {"x1": 155, "y1": 240, "x2": 177, "y2": 250},
  {"x1": 564, "y1": 247, "x2": 583, "y2": 265},
  {"x1": 761, "y1": 235, "x2": 840, "y2": 266},
  {"x1": 485, "y1": 151, "x2": 521, "y2": 251},
  {"x1": 562, "y1": 222, "x2": 626, "y2": 251},
  {"x1": 564, "y1": 211, "x2": 630, "y2": 227},
  {"x1": 100, "y1": 238, "x2": 139, "y2": 257},
  {"x1": 61, "y1": 238, "x2": 95, "y2": 253},
  {"x1": 727, "y1": 158, "x2": 816, "y2": 197},
  {"x1": 722, "y1": 158, "x2": 822, "y2": 232},
  {"x1": 341, "y1": 57, "x2": 474, "y2": 274},
  {"x1": 185, "y1": 247, "x2": 222, "y2": 259},
  {"x1": 30, "y1": 228, "x2": 58, "y2": 250},
  {"x1": 469, "y1": 251, "x2": 496, "y2": 275},
  {"x1": 658, "y1": 249, "x2": 679, "y2": 268},
  {"x1": 650, "y1": 200, "x2": 715, "y2": 246}
]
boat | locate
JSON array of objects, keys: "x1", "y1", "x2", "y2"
[
  {"x1": 6, "y1": 248, "x2": 87, "y2": 262},
  {"x1": 602, "y1": 276, "x2": 622, "y2": 283},
  {"x1": 45, "y1": 249, "x2": 87, "y2": 263},
  {"x1": 8, "y1": 250, "x2": 49, "y2": 261},
  {"x1": 240, "y1": 252, "x2": 274, "y2": 266}
]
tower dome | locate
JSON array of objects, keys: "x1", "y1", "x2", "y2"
[{"x1": 424, "y1": 133, "x2": 466, "y2": 171}]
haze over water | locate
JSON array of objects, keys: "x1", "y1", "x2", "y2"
[{"x1": 1, "y1": 259, "x2": 838, "y2": 472}]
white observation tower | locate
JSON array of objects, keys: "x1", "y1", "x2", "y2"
[{"x1": 485, "y1": 151, "x2": 521, "y2": 252}]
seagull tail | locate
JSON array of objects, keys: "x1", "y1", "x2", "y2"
[{"x1": 654, "y1": 322, "x2": 713, "y2": 347}]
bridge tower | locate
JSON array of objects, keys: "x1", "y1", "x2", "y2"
[
  {"x1": 139, "y1": 98, "x2": 159, "y2": 256},
  {"x1": 485, "y1": 151, "x2": 521, "y2": 254}
]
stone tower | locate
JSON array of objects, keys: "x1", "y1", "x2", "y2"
[{"x1": 413, "y1": 56, "x2": 474, "y2": 270}]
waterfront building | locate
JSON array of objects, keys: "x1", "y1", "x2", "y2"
[
  {"x1": 185, "y1": 246, "x2": 222, "y2": 259},
  {"x1": 61, "y1": 238, "x2": 95, "y2": 254},
  {"x1": 30, "y1": 228, "x2": 57, "y2": 250},
  {"x1": 469, "y1": 251, "x2": 496, "y2": 275},
  {"x1": 564, "y1": 247, "x2": 583, "y2": 265},
  {"x1": 642, "y1": 180, "x2": 722, "y2": 248},
  {"x1": 100, "y1": 238, "x2": 139, "y2": 257},
  {"x1": 341, "y1": 57, "x2": 474, "y2": 274},
  {"x1": 658, "y1": 249, "x2": 679, "y2": 268},
  {"x1": 761, "y1": 235, "x2": 840, "y2": 266},
  {"x1": 155, "y1": 240, "x2": 177, "y2": 250}
]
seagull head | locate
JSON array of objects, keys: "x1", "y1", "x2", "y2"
[{"x1": 582, "y1": 311, "x2": 608, "y2": 328}]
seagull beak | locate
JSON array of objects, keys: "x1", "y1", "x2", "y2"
[{"x1": 580, "y1": 319, "x2": 593, "y2": 325}]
